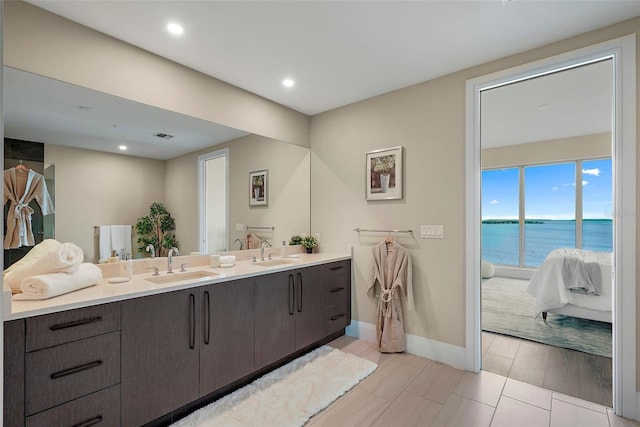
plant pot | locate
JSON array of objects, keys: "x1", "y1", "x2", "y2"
[
  {"x1": 305, "y1": 247, "x2": 313, "y2": 254},
  {"x1": 380, "y1": 173, "x2": 390, "y2": 193}
]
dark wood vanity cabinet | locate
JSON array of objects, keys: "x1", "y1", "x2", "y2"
[
  {"x1": 254, "y1": 264, "x2": 329, "y2": 370},
  {"x1": 4, "y1": 259, "x2": 351, "y2": 427}
]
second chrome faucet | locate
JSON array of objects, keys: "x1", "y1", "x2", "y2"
[{"x1": 167, "y1": 247, "x2": 179, "y2": 273}]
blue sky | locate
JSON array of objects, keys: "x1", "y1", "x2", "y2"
[{"x1": 482, "y1": 159, "x2": 612, "y2": 220}]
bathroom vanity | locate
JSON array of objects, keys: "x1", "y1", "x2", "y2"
[{"x1": 3, "y1": 254, "x2": 351, "y2": 427}]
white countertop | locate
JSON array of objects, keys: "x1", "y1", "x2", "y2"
[{"x1": 6, "y1": 251, "x2": 351, "y2": 320}]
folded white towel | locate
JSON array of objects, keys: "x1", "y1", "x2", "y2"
[
  {"x1": 99, "y1": 225, "x2": 112, "y2": 263},
  {"x1": 5, "y1": 242, "x2": 84, "y2": 292},
  {"x1": 4, "y1": 239, "x2": 61, "y2": 274},
  {"x1": 13, "y1": 263, "x2": 103, "y2": 300},
  {"x1": 219, "y1": 255, "x2": 236, "y2": 265}
]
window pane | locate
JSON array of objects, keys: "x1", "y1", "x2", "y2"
[
  {"x1": 524, "y1": 163, "x2": 575, "y2": 267},
  {"x1": 481, "y1": 168, "x2": 519, "y2": 266},
  {"x1": 582, "y1": 158, "x2": 613, "y2": 252}
]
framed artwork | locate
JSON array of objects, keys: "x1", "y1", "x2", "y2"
[
  {"x1": 249, "y1": 169, "x2": 268, "y2": 206},
  {"x1": 366, "y1": 146, "x2": 403, "y2": 200}
]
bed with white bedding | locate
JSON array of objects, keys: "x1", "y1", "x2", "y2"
[{"x1": 526, "y1": 248, "x2": 612, "y2": 323}]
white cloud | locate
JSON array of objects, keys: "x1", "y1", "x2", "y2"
[
  {"x1": 583, "y1": 168, "x2": 601, "y2": 176},
  {"x1": 583, "y1": 180, "x2": 589, "y2": 186},
  {"x1": 490, "y1": 200, "x2": 499, "y2": 204},
  {"x1": 551, "y1": 186, "x2": 558, "y2": 191}
]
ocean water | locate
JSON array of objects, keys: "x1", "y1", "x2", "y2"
[{"x1": 482, "y1": 220, "x2": 613, "y2": 267}]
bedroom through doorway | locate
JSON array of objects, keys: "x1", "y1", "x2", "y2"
[{"x1": 479, "y1": 59, "x2": 614, "y2": 407}]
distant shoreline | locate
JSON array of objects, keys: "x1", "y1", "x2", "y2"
[{"x1": 482, "y1": 218, "x2": 612, "y2": 224}]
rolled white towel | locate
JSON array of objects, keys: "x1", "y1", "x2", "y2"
[
  {"x1": 5, "y1": 242, "x2": 84, "y2": 292},
  {"x1": 219, "y1": 255, "x2": 236, "y2": 265},
  {"x1": 13, "y1": 263, "x2": 103, "y2": 300}
]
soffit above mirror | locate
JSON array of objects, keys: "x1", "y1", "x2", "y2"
[{"x1": 3, "y1": 67, "x2": 250, "y2": 160}]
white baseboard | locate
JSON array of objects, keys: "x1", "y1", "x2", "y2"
[{"x1": 345, "y1": 320, "x2": 467, "y2": 370}]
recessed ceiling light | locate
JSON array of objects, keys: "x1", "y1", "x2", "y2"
[
  {"x1": 119, "y1": 145, "x2": 127, "y2": 151},
  {"x1": 282, "y1": 78, "x2": 295, "y2": 88},
  {"x1": 167, "y1": 23, "x2": 184, "y2": 35}
]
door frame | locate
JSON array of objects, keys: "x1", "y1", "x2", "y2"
[
  {"x1": 198, "y1": 148, "x2": 230, "y2": 253},
  {"x1": 465, "y1": 35, "x2": 636, "y2": 418}
]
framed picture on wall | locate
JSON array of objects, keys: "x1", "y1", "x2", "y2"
[
  {"x1": 366, "y1": 146, "x2": 403, "y2": 200},
  {"x1": 249, "y1": 169, "x2": 269, "y2": 206}
]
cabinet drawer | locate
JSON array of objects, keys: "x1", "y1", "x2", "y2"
[
  {"x1": 26, "y1": 331, "x2": 120, "y2": 415},
  {"x1": 327, "y1": 261, "x2": 349, "y2": 280},
  {"x1": 327, "y1": 282, "x2": 348, "y2": 307},
  {"x1": 26, "y1": 303, "x2": 120, "y2": 352},
  {"x1": 26, "y1": 384, "x2": 120, "y2": 427},
  {"x1": 326, "y1": 303, "x2": 350, "y2": 334}
]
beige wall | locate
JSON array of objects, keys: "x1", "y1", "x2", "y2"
[
  {"x1": 310, "y1": 18, "x2": 639, "y2": 357},
  {"x1": 44, "y1": 144, "x2": 165, "y2": 262},
  {"x1": 3, "y1": 0, "x2": 310, "y2": 147},
  {"x1": 165, "y1": 135, "x2": 310, "y2": 254},
  {"x1": 482, "y1": 133, "x2": 612, "y2": 170}
]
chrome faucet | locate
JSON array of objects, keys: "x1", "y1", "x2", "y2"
[
  {"x1": 145, "y1": 244, "x2": 155, "y2": 259},
  {"x1": 167, "y1": 247, "x2": 179, "y2": 273},
  {"x1": 234, "y1": 238, "x2": 244, "y2": 250},
  {"x1": 260, "y1": 240, "x2": 272, "y2": 261}
]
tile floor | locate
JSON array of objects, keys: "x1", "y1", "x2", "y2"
[
  {"x1": 481, "y1": 331, "x2": 612, "y2": 407},
  {"x1": 307, "y1": 335, "x2": 639, "y2": 427}
]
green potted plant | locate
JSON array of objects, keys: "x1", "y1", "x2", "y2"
[
  {"x1": 300, "y1": 234, "x2": 319, "y2": 254},
  {"x1": 288, "y1": 235, "x2": 303, "y2": 246},
  {"x1": 135, "y1": 202, "x2": 179, "y2": 257}
]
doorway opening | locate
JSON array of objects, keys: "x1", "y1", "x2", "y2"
[
  {"x1": 466, "y1": 35, "x2": 636, "y2": 418},
  {"x1": 480, "y1": 60, "x2": 613, "y2": 406},
  {"x1": 198, "y1": 148, "x2": 229, "y2": 253}
]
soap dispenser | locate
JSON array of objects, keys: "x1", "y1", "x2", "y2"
[{"x1": 281, "y1": 240, "x2": 287, "y2": 258}]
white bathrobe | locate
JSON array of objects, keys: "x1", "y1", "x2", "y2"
[
  {"x1": 368, "y1": 241, "x2": 414, "y2": 353},
  {"x1": 3, "y1": 168, "x2": 55, "y2": 249}
]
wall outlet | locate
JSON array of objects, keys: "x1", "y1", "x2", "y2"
[
  {"x1": 420, "y1": 225, "x2": 444, "y2": 239},
  {"x1": 235, "y1": 223, "x2": 245, "y2": 232}
]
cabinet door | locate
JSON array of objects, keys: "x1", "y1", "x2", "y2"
[
  {"x1": 200, "y1": 278, "x2": 255, "y2": 395},
  {"x1": 294, "y1": 265, "x2": 327, "y2": 350},
  {"x1": 254, "y1": 271, "x2": 295, "y2": 370},
  {"x1": 121, "y1": 289, "x2": 200, "y2": 426}
]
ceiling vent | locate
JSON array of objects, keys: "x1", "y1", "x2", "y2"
[{"x1": 154, "y1": 133, "x2": 174, "y2": 140}]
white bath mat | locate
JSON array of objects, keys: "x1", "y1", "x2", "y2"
[{"x1": 171, "y1": 345, "x2": 377, "y2": 427}]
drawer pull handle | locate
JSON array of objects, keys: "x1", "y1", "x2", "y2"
[
  {"x1": 50, "y1": 360, "x2": 102, "y2": 379},
  {"x1": 330, "y1": 287, "x2": 345, "y2": 293},
  {"x1": 330, "y1": 266, "x2": 344, "y2": 271},
  {"x1": 73, "y1": 415, "x2": 104, "y2": 427},
  {"x1": 330, "y1": 314, "x2": 345, "y2": 321},
  {"x1": 49, "y1": 316, "x2": 103, "y2": 331}
]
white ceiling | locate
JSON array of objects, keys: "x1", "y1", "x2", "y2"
[
  {"x1": 26, "y1": 0, "x2": 640, "y2": 116},
  {"x1": 4, "y1": 1, "x2": 637, "y2": 159}
]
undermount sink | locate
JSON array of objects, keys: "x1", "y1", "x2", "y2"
[
  {"x1": 145, "y1": 270, "x2": 218, "y2": 284},
  {"x1": 253, "y1": 259, "x2": 298, "y2": 267}
]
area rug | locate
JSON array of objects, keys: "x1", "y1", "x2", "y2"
[
  {"x1": 171, "y1": 345, "x2": 377, "y2": 427},
  {"x1": 482, "y1": 276, "x2": 612, "y2": 358}
]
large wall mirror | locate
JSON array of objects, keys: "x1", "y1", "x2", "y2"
[{"x1": 3, "y1": 66, "x2": 311, "y2": 263}]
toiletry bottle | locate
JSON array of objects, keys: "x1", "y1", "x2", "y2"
[
  {"x1": 121, "y1": 253, "x2": 133, "y2": 277},
  {"x1": 107, "y1": 250, "x2": 119, "y2": 264},
  {"x1": 281, "y1": 240, "x2": 287, "y2": 258}
]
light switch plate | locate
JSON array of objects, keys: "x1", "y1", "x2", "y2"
[{"x1": 420, "y1": 225, "x2": 444, "y2": 239}]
